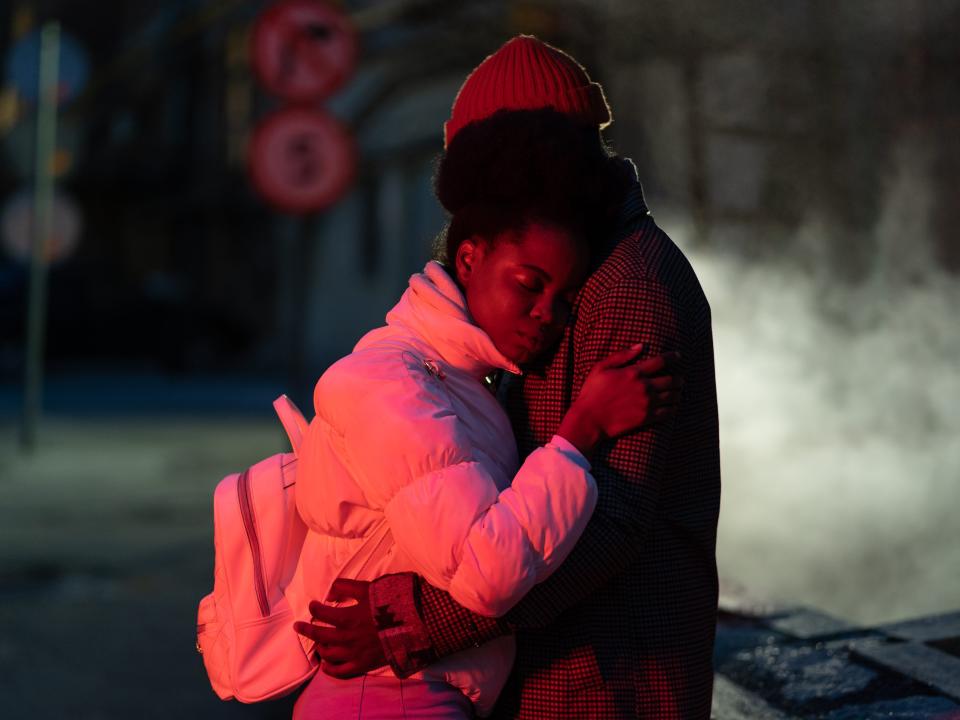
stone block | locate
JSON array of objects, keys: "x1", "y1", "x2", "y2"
[
  {"x1": 850, "y1": 639, "x2": 960, "y2": 701},
  {"x1": 880, "y1": 612, "x2": 960, "y2": 643},
  {"x1": 769, "y1": 608, "x2": 857, "y2": 640},
  {"x1": 822, "y1": 696, "x2": 960, "y2": 720},
  {"x1": 711, "y1": 674, "x2": 797, "y2": 720}
]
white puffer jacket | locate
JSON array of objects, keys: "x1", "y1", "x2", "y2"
[{"x1": 294, "y1": 261, "x2": 598, "y2": 714}]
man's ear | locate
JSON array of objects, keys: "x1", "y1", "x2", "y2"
[{"x1": 454, "y1": 236, "x2": 483, "y2": 289}]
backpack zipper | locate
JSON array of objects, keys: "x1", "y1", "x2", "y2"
[{"x1": 237, "y1": 470, "x2": 270, "y2": 617}]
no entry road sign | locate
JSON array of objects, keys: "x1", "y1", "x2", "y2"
[
  {"x1": 248, "y1": 107, "x2": 356, "y2": 214},
  {"x1": 251, "y1": 0, "x2": 358, "y2": 103}
]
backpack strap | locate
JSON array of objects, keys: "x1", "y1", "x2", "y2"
[{"x1": 273, "y1": 395, "x2": 308, "y2": 456}]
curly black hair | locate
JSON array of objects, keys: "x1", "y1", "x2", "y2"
[{"x1": 432, "y1": 108, "x2": 629, "y2": 266}]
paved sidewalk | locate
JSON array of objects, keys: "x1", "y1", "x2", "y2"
[
  {"x1": 0, "y1": 416, "x2": 295, "y2": 719},
  {"x1": 3, "y1": 415, "x2": 958, "y2": 719}
]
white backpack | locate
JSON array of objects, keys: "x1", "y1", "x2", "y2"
[{"x1": 196, "y1": 395, "x2": 319, "y2": 702}]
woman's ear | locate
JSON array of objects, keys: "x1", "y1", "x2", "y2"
[{"x1": 454, "y1": 236, "x2": 483, "y2": 289}]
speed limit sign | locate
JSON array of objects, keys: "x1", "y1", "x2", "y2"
[{"x1": 248, "y1": 106, "x2": 356, "y2": 214}]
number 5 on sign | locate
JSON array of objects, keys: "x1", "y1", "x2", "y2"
[{"x1": 248, "y1": 107, "x2": 356, "y2": 215}]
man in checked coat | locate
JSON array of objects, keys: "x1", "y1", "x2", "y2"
[{"x1": 300, "y1": 35, "x2": 721, "y2": 719}]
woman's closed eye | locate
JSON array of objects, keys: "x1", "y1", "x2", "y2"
[{"x1": 516, "y1": 276, "x2": 544, "y2": 293}]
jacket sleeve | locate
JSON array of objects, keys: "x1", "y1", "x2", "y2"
[
  {"x1": 370, "y1": 273, "x2": 692, "y2": 675},
  {"x1": 318, "y1": 356, "x2": 598, "y2": 618}
]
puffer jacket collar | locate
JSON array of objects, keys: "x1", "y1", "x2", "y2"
[{"x1": 359, "y1": 260, "x2": 521, "y2": 380}]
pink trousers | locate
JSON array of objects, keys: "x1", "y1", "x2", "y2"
[{"x1": 293, "y1": 670, "x2": 475, "y2": 720}]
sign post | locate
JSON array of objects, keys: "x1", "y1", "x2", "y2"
[
  {"x1": 21, "y1": 21, "x2": 60, "y2": 452},
  {"x1": 249, "y1": 0, "x2": 358, "y2": 399}
]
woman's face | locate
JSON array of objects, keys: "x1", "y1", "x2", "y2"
[{"x1": 455, "y1": 221, "x2": 589, "y2": 366}]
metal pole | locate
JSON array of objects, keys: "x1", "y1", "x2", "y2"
[
  {"x1": 21, "y1": 21, "x2": 60, "y2": 453},
  {"x1": 288, "y1": 213, "x2": 319, "y2": 406}
]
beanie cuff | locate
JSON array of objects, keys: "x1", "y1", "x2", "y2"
[
  {"x1": 444, "y1": 82, "x2": 611, "y2": 148},
  {"x1": 443, "y1": 36, "x2": 613, "y2": 148}
]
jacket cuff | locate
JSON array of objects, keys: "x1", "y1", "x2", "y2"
[
  {"x1": 547, "y1": 434, "x2": 592, "y2": 470},
  {"x1": 369, "y1": 572, "x2": 437, "y2": 678}
]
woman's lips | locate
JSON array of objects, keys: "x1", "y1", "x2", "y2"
[{"x1": 517, "y1": 332, "x2": 544, "y2": 352}]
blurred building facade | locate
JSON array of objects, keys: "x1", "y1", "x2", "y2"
[{"x1": 0, "y1": 0, "x2": 957, "y2": 393}]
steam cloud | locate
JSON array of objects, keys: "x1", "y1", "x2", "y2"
[{"x1": 673, "y1": 129, "x2": 960, "y2": 625}]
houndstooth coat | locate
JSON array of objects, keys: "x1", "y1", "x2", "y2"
[{"x1": 370, "y1": 170, "x2": 721, "y2": 719}]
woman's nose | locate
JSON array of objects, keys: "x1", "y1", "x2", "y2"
[
  {"x1": 531, "y1": 296, "x2": 565, "y2": 328},
  {"x1": 530, "y1": 299, "x2": 553, "y2": 325}
]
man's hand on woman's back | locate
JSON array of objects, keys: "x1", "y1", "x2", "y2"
[{"x1": 294, "y1": 578, "x2": 385, "y2": 678}]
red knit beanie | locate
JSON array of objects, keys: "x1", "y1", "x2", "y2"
[{"x1": 444, "y1": 35, "x2": 612, "y2": 148}]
